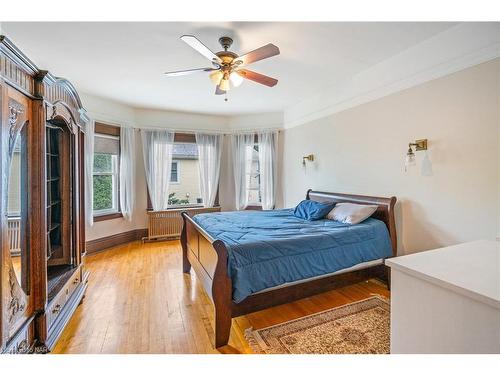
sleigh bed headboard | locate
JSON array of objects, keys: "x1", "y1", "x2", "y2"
[{"x1": 306, "y1": 189, "x2": 397, "y2": 257}]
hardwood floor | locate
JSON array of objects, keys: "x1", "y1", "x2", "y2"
[{"x1": 52, "y1": 240, "x2": 390, "y2": 354}]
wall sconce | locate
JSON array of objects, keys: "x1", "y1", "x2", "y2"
[
  {"x1": 405, "y1": 139, "x2": 428, "y2": 171},
  {"x1": 302, "y1": 154, "x2": 314, "y2": 166}
]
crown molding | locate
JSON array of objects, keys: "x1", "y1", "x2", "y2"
[
  {"x1": 284, "y1": 22, "x2": 500, "y2": 129},
  {"x1": 80, "y1": 91, "x2": 283, "y2": 132}
]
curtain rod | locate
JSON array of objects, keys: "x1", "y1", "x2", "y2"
[{"x1": 133, "y1": 127, "x2": 282, "y2": 135}]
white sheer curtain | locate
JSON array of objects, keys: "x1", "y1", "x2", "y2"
[
  {"x1": 257, "y1": 131, "x2": 278, "y2": 210},
  {"x1": 196, "y1": 133, "x2": 223, "y2": 207},
  {"x1": 119, "y1": 127, "x2": 135, "y2": 220},
  {"x1": 84, "y1": 119, "x2": 95, "y2": 226},
  {"x1": 141, "y1": 129, "x2": 175, "y2": 211},
  {"x1": 231, "y1": 133, "x2": 255, "y2": 210}
]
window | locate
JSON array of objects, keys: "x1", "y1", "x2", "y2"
[
  {"x1": 170, "y1": 160, "x2": 179, "y2": 183},
  {"x1": 93, "y1": 124, "x2": 121, "y2": 217},
  {"x1": 167, "y1": 142, "x2": 202, "y2": 207},
  {"x1": 246, "y1": 144, "x2": 261, "y2": 205},
  {"x1": 146, "y1": 134, "x2": 219, "y2": 210}
]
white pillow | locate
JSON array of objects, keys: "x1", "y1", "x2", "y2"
[{"x1": 326, "y1": 203, "x2": 378, "y2": 224}]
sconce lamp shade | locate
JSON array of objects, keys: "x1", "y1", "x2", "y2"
[
  {"x1": 405, "y1": 152, "x2": 416, "y2": 167},
  {"x1": 405, "y1": 146, "x2": 416, "y2": 168},
  {"x1": 405, "y1": 139, "x2": 428, "y2": 172}
]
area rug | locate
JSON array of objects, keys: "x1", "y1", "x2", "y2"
[{"x1": 245, "y1": 296, "x2": 390, "y2": 354}]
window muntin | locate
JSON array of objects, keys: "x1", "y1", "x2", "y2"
[{"x1": 93, "y1": 133, "x2": 120, "y2": 216}]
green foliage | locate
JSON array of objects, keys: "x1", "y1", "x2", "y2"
[
  {"x1": 93, "y1": 175, "x2": 113, "y2": 210},
  {"x1": 93, "y1": 154, "x2": 112, "y2": 172},
  {"x1": 168, "y1": 192, "x2": 189, "y2": 205},
  {"x1": 93, "y1": 154, "x2": 114, "y2": 211}
]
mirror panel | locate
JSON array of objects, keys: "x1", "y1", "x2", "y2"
[{"x1": 7, "y1": 102, "x2": 29, "y2": 294}]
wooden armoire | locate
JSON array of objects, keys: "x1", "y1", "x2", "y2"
[{"x1": 0, "y1": 36, "x2": 89, "y2": 353}]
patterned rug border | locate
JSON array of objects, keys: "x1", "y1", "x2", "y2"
[{"x1": 245, "y1": 294, "x2": 390, "y2": 354}]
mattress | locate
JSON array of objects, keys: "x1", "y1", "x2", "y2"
[{"x1": 192, "y1": 209, "x2": 393, "y2": 303}]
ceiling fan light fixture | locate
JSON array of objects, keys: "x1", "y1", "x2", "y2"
[
  {"x1": 219, "y1": 78, "x2": 230, "y2": 91},
  {"x1": 229, "y1": 71, "x2": 244, "y2": 87},
  {"x1": 165, "y1": 35, "x2": 280, "y2": 98},
  {"x1": 209, "y1": 70, "x2": 223, "y2": 85}
]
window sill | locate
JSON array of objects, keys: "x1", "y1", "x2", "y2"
[
  {"x1": 246, "y1": 205, "x2": 262, "y2": 211},
  {"x1": 146, "y1": 205, "x2": 220, "y2": 212},
  {"x1": 93, "y1": 212, "x2": 123, "y2": 222}
]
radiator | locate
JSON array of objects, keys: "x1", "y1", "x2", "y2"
[
  {"x1": 8, "y1": 217, "x2": 21, "y2": 255},
  {"x1": 145, "y1": 206, "x2": 221, "y2": 241}
]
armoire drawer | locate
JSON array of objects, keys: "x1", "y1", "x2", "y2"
[
  {"x1": 67, "y1": 270, "x2": 82, "y2": 297},
  {"x1": 47, "y1": 269, "x2": 81, "y2": 329},
  {"x1": 47, "y1": 290, "x2": 67, "y2": 329}
]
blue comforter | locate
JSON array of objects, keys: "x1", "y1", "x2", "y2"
[{"x1": 192, "y1": 209, "x2": 392, "y2": 303}]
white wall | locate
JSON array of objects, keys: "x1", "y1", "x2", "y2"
[
  {"x1": 80, "y1": 92, "x2": 135, "y2": 127},
  {"x1": 134, "y1": 108, "x2": 229, "y2": 131},
  {"x1": 282, "y1": 59, "x2": 500, "y2": 255},
  {"x1": 228, "y1": 112, "x2": 283, "y2": 131}
]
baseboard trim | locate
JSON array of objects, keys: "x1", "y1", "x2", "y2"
[{"x1": 86, "y1": 228, "x2": 148, "y2": 254}]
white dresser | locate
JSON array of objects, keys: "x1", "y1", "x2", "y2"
[{"x1": 386, "y1": 240, "x2": 500, "y2": 354}]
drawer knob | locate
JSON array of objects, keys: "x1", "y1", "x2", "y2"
[
  {"x1": 73, "y1": 278, "x2": 79, "y2": 284},
  {"x1": 52, "y1": 304, "x2": 61, "y2": 314}
]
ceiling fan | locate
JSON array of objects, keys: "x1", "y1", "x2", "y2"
[{"x1": 164, "y1": 35, "x2": 280, "y2": 98}]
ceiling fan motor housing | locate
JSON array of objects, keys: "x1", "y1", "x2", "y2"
[
  {"x1": 213, "y1": 37, "x2": 238, "y2": 67},
  {"x1": 218, "y1": 36, "x2": 233, "y2": 51}
]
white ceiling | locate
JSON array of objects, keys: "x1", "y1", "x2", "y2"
[{"x1": 2, "y1": 22, "x2": 458, "y2": 115}]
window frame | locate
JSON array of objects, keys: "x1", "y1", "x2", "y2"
[
  {"x1": 92, "y1": 122, "x2": 123, "y2": 221},
  {"x1": 170, "y1": 160, "x2": 180, "y2": 184},
  {"x1": 246, "y1": 141, "x2": 262, "y2": 208},
  {"x1": 146, "y1": 133, "x2": 220, "y2": 211}
]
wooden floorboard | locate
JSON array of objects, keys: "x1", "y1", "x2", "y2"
[{"x1": 52, "y1": 240, "x2": 390, "y2": 354}]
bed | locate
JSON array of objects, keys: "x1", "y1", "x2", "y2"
[{"x1": 181, "y1": 190, "x2": 397, "y2": 348}]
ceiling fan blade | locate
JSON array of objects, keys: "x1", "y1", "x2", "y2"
[
  {"x1": 215, "y1": 85, "x2": 226, "y2": 95},
  {"x1": 234, "y1": 44, "x2": 280, "y2": 66},
  {"x1": 181, "y1": 35, "x2": 222, "y2": 64},
  {"x1": 237, "y1": 69, "x2": 278, "y2": 87},
  {"x1": 164, "y1": 67, "x2": 217, "y2": 77}
]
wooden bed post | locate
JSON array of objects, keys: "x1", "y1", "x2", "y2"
[
  {"x1": 180, "y1": 213, "x2": 191, "y2": 273},
  {"x1": 212, "y1": 240, "x2": 233, "y2": 348}
]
